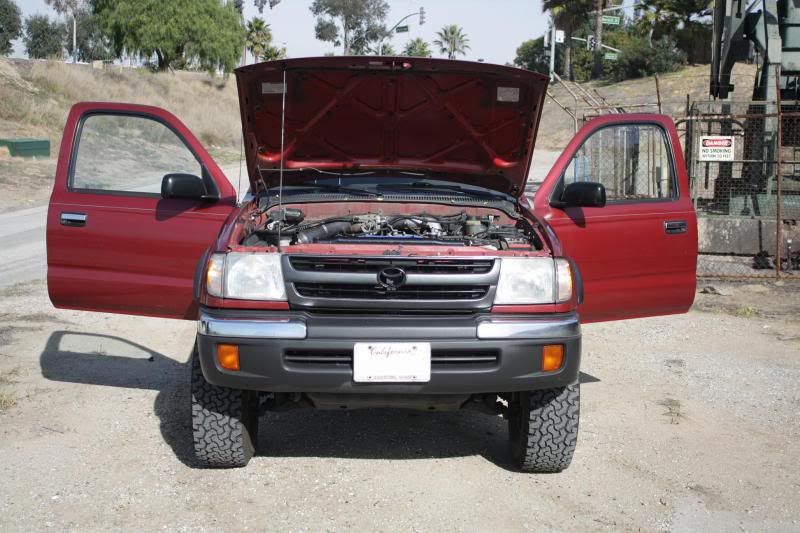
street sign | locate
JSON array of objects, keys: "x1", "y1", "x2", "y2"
[
  {"x1": 602, "y1": 15, "x2": 621, "y2": 25},
  {"x1": 555, "y1": 30, "x2": 565, "y2": 43},
  {"x1": 395, "y1": 25, "x2": 409, "y2": 33},
  {"x1": 604, "y1": 52, "x2": 618, "y2": 61}
]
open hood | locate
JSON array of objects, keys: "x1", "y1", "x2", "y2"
[{"x1": 235, "y1": 57, "x2": 548, "y2": 197}]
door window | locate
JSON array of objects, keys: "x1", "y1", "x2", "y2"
[
  {"x1": 71, "y1": 114, "x2": 201, "y2": 194},
  {"x1": 561, "y1": 124, "x2": 676, "y2": 202}
]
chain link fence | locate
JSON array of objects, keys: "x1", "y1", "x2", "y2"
[
  {"x1": 683, "y1": 100, "x2": 800, "y2": 278},
  {"x1": 545, "y1": 65, "x2": 798, "y2": 280}
]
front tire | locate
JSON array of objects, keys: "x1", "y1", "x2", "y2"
[
  {"x1": 508, "y1": 383, "x2": 580, "y2": 473},
  {"x1": 190, "y1": 346, "x2": 259, "y2": 468}
]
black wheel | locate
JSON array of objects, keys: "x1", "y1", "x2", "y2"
[
  {"x1": 508, "y1": 383, "x2": 580, "y2": 473},
  {"x1": 190, "y1": 346, "x2": 259, "y2": 468}
]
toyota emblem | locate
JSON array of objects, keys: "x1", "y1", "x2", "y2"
[{"x1": 377, "y1": 267, "x2": 407, "y2": 290}]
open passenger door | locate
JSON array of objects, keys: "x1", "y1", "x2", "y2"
[
  {"x1": 533, "y1": 114, "x2": 697, "y2": 323},
  {"x1": 47, "y1": 103, "x2": 238, "y2": 319}
]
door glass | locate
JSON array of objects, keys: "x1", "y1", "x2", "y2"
[
  {"x1": 71, "y1": 114, "x2": 201, "y2": 194},
  {"x1": 562, "y1": 124, "x2": 676, "y2": 201}
]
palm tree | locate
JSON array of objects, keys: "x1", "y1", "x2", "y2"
[
  {"x1": 404, "y1": 37, "x2": 432, "y2": 58},
  {"x1": 245, "y1": 17, "x2": 273, "y2": 64},
  {"x1": 542, "y1": 0, "x2": 593, "y2": 80},
  {"x1": 433, "y1": 25, "x2": 470, "y2": 60}
]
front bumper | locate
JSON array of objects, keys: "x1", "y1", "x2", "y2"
[{"x1": 196, "y1": 308, "x2": 581, "y2": 394}]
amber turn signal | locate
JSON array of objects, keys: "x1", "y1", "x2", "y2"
[
  {"x1": 542, "y1": 344, "x2": 564, "y2": 372},
  {"x1": 216, "y1": 344, "x2": 240, "y2": 371}
]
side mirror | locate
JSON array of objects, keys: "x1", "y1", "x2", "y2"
[
  {"x1": 161, "y1": 173, "x2": 216, "y2": 201},
  {"x1": 554, "y1": 181, "x2": 606, "y2": 208}
]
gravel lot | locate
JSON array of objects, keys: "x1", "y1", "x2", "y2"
[{"x1": 0, "y1": 280, "x2": 798, "y2": 532}]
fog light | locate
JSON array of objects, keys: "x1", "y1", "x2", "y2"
[
  {"x1": 542, "y1": 345, "x2": 564, "y2": 372},
  {"x1": 216, "y1": 344, "x2": 240, "y2": 371}
]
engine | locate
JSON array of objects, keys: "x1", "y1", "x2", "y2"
[{"x1": 243, "y1": 208, "x2": 538, "y2": 250}]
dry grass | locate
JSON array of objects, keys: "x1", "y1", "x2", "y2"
[{"x1": 0, "y1": 59, "x2": 241, "y2": 156}]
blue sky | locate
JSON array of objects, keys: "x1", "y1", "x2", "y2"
[{"x1": 11, "y1": 0, "x2": 548, "y2": 65}]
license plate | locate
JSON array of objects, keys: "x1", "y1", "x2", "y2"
[{"x1": 353, "y1": 342, "x2": 431, "y2": 383}]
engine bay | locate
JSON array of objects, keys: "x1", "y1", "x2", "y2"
[{"x1": 242, "y1": 207, "x2": 541, "y2": 250}]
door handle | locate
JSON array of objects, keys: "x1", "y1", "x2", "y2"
[
  {"x1": 664, "y1": 220, "x2": 687, "y2": 235},
  {"x1": 60, "y1": 212, "x2": 87, "y2": 227}
]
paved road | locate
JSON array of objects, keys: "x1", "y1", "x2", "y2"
[
  {"x1": 0, "y1": 205, "x2": 47, "y2": 289},
  {"x1": 0, "y1": 164, "x2": 246, "y2": 290},
  {"x1": 0, "y1": 155, "x2": 562, "y2": 290}
]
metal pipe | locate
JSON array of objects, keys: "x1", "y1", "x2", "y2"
[{"x1": 775, "y1": 64, "x2": 783, "y2": 278}]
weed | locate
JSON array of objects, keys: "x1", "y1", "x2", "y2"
[
  {"x1": 733, "y1": 306, "x2": 759, "y2": 318},
  {"x1": 0, "y1": 391, "x2": 16, "y2": 411},
  {"x1": 658, "y1": 398, "x2": 683, "y2": 424},
  {"x1": 0, "y1": 367, "x2": 20, "y2": 385}
]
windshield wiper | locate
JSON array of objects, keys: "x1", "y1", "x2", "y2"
[
  {"x1": 377, "y1": 182, "x2": 512, "y2": 200},
  {"x1": 282, "y1": 182, "x2": 383, "y2": 198}
]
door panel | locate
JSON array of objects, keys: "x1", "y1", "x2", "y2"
[
  {"x1": 534, "y1": 114, "x2": 697, "y2": 323},
  {"x1": 47, "y1": 103, "x2": 237, "y2": 319}
]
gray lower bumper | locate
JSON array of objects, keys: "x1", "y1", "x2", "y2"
[{"x1": 196, "y1": 308, "x2": 581, "y2": 394}]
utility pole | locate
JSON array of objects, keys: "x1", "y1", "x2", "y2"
[
  {"x1": 592, "y1": 0, "x2": 604, "y2": 79},
  {"x1": 549, "y1": 18, "x2": 557, "y2": 82}
]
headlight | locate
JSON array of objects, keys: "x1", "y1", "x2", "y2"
[
  {"x1": 495, "y1": 257, "x2": 556, "y2": 305},
  {"x1": 206, "y1": 253, "x2": 286, "y2": 300}
]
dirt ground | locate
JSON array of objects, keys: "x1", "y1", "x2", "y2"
[{"x1": 0, "y1": 280, "x2": 798, "y2": 532}]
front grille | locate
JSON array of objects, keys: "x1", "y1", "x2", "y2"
[
  {"x1": 283, "y1": 255, "x2": 499, "y2": 310},
  {"x1": 294, "y1": 283, "x2": 489, "y2": 301},
  {"x1": 284, "y1": 348, "x2": 499, "y2": 367},
  {"x1": 289, "y1": 256, "x2": 494, "y2": 275}
]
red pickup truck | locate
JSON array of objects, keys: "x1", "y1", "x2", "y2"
[{"x1": 46, "y1": 57, "x2": 697, "y2": 472}]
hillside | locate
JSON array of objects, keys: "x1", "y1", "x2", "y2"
[
  {"x1": 538, "y1": 63, "x2": 758, "y2": 150},
  {"x1": 0, "y1": 58, "x2": 758, "y2": 210},
  {"x1": 0, "y1": 59, "x2": 241, "y2": 209}
]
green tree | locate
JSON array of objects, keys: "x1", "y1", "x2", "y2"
[
  {"x1": 261, "y1": 42, "x2": 286, "y2": 61},
  {"x1": 375, "y1": 41, "x2": 395, "y2": 55},
  {"x1": 23, "y1": 14, "x2": 65, "y2": 59},
  {"x1": 433, "y1": 24, "x2": 470, "y2": 59},
  {"x1": 513, "y1": 37, "x2": 554, "y2": 75},
  {"x1": 309, "y1": 0, "x2": 390, "y2": 55},
  {"x1": 95, "y1": 0, "x2": 245, "y2": 74},
  {"x1": 245, "y1": 17, "x2": 285, "y2": 62},
  {"x1": 0, "y1": 0, "x2": 22, "y2": 56},
  {"x1": 66, "y1": 8, "x2": 113, "y2": 62},
  {"x1": 543, "y1": 0, "x2": 593, "y2": 80},
  {"x1": 245, "y1": 17, "x2": 271, "y2": 62},
  {"x1": 45, "y1": 0, "x2": 85, "y2": 63},
  {"x1": 640, "y1": 0, "x2": 712, "y2": 64},
  {"x1": 403, "y1": 37, "x2": 431, "y2": 58},
  {"x1": 253, "y1": 0, "x2": 282, "y2": 12},
  {"x1": 604, "y1": 35, "x2": 686, "y2": 81}
]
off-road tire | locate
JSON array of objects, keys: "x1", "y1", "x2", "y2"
[
  {"x1": 190, "y1": 347, "x2": 259, "y2": 468},
  {"x1": 508, "y1": 383, "x2": 580, "y2": 473}
]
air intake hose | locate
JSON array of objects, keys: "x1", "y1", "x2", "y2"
[{"x1": 295, "y1": 221, "x2": 353, "y2": 244}]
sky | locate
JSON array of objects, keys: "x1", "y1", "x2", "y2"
[{"x1": 11, "y1": 0, "x2": 549, "y2": 66}]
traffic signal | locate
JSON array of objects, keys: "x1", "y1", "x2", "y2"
[
  {"x1": 587, "y1": 35, "x2": 596, "y2": 51},
  {"x1": 419, "y1": 7, "x2": 426, "y2": 25}
]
